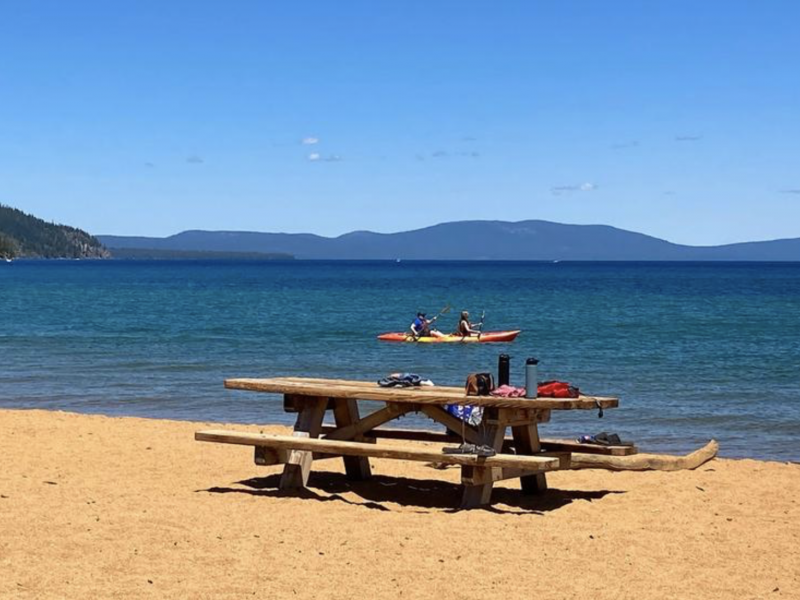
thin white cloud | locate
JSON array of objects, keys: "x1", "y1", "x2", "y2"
[
  {"x1": 429, "y1": 149, "x2": 479, "y2": 159},
  {"x1": 551, "y1": 182, "x2": 598, "y2": 196},
  {"x1": 308, "y1": 153, "x2": 342, "y2": 163},
  {"x1": 302, "y1": 137, "x2": 319, "y2": 145}
]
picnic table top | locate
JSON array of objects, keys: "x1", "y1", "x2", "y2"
[{"x1": 224, "y1": 376, "x2": 619, "y2": 410}]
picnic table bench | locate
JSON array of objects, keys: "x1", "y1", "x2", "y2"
[{"x1": 196, "y1": 376, "x2": 634, "y2": 508}]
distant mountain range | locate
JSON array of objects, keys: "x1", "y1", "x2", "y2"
[
  {"x1": 99, "y1": 220, "x2": 800, "y2": 261},
  {"x1": 0, "y1": 204, "x2": 109, "y2": 259},
  {"x1": 109, "y1": 247, "x2": 293, "y2": 260}
]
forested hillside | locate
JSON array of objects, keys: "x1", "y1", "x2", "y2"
[{"x1": 0, "y1": 204, "x2": 109, "y2": 259}]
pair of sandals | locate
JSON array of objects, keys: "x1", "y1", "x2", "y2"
[
  {"x1": 442, "y1": 443, "x2": 497, "y2": 458},
  {"x1": 578, "y1": 432, "x2": 633, "y2": 447}
]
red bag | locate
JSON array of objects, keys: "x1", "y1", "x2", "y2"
[{"x1": 537, "y1": 380, "x2": 580, "y2": 398}]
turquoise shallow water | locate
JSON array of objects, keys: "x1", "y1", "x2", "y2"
[{"x1": 1, "y1": 260, "x2": 799, "y2": 460}]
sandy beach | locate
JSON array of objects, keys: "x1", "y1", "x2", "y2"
[{"x1": 1, "y1": 408, "x2": 798, "y2": 600}]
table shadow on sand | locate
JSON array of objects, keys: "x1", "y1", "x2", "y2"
[{"x1": 200, "y1": 471, "x2": 624, "y2": 514}]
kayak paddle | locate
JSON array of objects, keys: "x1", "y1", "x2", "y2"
[{"x1": 431, "y1": 305, "x2": 451, "y2": 322}]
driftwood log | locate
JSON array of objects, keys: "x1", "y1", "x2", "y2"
[{"x1": 569, "y1": 440, "x2": 718, "y2": 471}]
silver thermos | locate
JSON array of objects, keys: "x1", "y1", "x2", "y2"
[{"x1": 525, "y1": 357, "x2": 539, "y2": 398}]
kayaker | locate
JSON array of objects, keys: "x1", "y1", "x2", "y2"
[
  {"x1": 457, "y1": 311, "x2": 482, "y2": 337},
  {"x1": 410, "y1": 312, "x2": 444, "y2": 339}
]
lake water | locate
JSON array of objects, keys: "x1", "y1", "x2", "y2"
[{"x1": 1, "y1": 260, "x2": 798, "y2": 461}]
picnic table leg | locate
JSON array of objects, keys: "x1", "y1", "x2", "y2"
[
  {"x1": 279, "y1": 395, "x2": 328, "y2": 491},
  {"x1": 511, "y1": 422, "x2": 548, "y2": 494},
  {"x1": 460, "y1": 408, "x2": 506, "y2": 509},
  {"x1": 332, "y1": 398, "x2": 372, "y2": 481}
]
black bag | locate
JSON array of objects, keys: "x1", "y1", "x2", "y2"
[{"x1": 465, "y1": 372, "x2": 494, "y2": 396}]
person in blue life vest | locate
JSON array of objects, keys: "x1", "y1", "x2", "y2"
[{"x1": 409, "y1": 312, "x2": 444, "y2": 339}]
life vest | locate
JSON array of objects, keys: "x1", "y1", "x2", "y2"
[{"x1": 458, "y1": 319, "x2": 471, "y2": 335}]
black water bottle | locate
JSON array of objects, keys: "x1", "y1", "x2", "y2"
[{"x1": 498, "y1": 353, "x2": 510, "y2": 387}]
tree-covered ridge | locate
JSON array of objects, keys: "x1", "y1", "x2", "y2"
[
  {"x1": 0, "y1": 204, "x2": 110, "y2": 259},
  {"x1": 109, "y1": 247, "x2": 294, "y2": 260}
]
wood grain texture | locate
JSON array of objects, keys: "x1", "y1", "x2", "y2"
[
  {"x1": 535, "y1": 438, "x2": 637, "y2": 456},
  {"x1": 195, "y1": 430, "x2": 562, "y2": 471},
  {"x1": 279, "y1": 397, "x2": 327, "y2": 490},
  {"x1": 459, "y1": 407, "x2": 508, "y2": 508},
  {"x1": 569, "y1": 440, "x2": 718, "y2": 471},
  {"x1": 461, "y1": 454, "x2": 571, "y2": 485},
  {"x1": 316, "y1": 426, "x2": 638, "y2": 456},
  {"x1": 322, "y1": 403, "x2": 412, "y2": 441},
  {"x1": 224, "y1": 377, "x2": 619, "y2": 410},
  {"x1": 332, "y1": 398, "x2": 372, "y2": 481},
  {"x1": 512, "y1": 424, "x2": 548, "y2": 494}
]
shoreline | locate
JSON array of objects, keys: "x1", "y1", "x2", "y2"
[
  {"x1": 1, "y1": 408, "x2": 798, "y2": 599},
  {"x1": 3, "y1": 405, "x2": 797, "y2": 463}
]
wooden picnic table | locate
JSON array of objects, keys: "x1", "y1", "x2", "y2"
[{"x1": 196, "y1": 376, "x2": 630, "y2": 508}]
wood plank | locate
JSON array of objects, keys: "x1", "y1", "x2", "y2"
[
  {"x1": 461, "y1": 453, "x2": 571, "y2": 485},
  {"x1": 484, "y1": 409, "x2": 551, "y2": 426},
  {"x1": 264, "y1": 376, "x2": 620, "y2": 408},
  {"x1": 317, "y1": 426, "x2": 637, "y2": 456},
  {"x1": 319, "y1": 425, "x2": 461, "y2": 444},
  {"x1": 512, "y1": 424, "x2": 547, "y2": 494},
  {"x1": 254, "y1": 444, "x2": 348, "y2": 466},
  {"x1": 273, "y1": 377, "x2": 611, "y2": 405},
  {"x1": 459, "y1": 407, "x2": 508, "y2": 509},
  {"x1": 536, "y1": 438, "x2": 637, "y2": 457},
  {"x1": 332, "y1": 398, "x2": 372, "y2": 481},
  {"x1": 195, "y1": 430, "x2": 562, "y2": 471},
  {"x1": 224, "y1": 377, "x2": 619, "y2": 410},
  {"x1": 323, "y1": 403, "x2": 413, "y2": 441},
  {"x1": 279, "y1": 396, "x2": 327, "y2": 490}
]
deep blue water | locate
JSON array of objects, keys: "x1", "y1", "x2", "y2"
[{"x1": 1, "y1": 260, "x2": 799, "y2": 461}]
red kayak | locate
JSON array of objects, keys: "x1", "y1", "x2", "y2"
[{"x1": 377, "y1": 330, "x2": 521, "y2": 343}]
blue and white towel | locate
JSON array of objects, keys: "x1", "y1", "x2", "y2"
[{"x1": 445, "y1": 404, "x2": 483, "y2": 426}]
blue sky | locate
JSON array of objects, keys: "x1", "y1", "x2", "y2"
[{"x1": 1, "y1": 1, "x2": 798, "y2": 245}]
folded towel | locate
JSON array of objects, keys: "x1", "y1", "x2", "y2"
[
  {"x1": 445, "y1": 404, "x2": 483, "y2": 426},
  {"x1": 490, "y1": 385, "x2": 527, "y2": 398}
]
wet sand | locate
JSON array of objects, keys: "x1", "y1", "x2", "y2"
[{"x1": 1, "y1": 408, "x2": 798, "y2": 599}]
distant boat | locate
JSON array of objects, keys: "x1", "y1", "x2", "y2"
[
  {"x1": 3, "y1": 257, "x2": 11, "y2": 263},
  {"x1": 396, "y1": 258, "x2": 401, "y2": 263}
]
